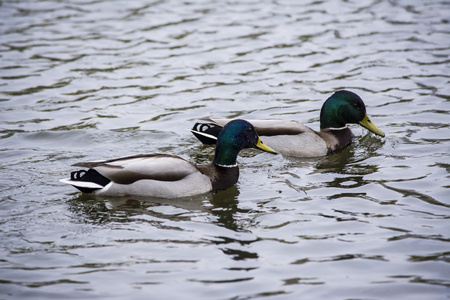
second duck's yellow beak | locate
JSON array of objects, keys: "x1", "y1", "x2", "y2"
[
  {"x1": 255, "y1": 138, "x2": 278, "y2": 154},
  {"x1": 359, "y1": 114, "x2": 385, "y2": 137}
]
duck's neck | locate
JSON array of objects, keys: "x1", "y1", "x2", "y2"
[
  {"x1": 319, "y1": 127, "x2": 354, "y2": 155},
  {"x1": 211, "y1": 163, "x2": 239, "y2": 191},
  {"x1": 213, "y1": 142, "x2": 239, "y2": 167}
]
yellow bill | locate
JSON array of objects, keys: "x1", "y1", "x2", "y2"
[
  {"x1": 255, "y1": 137, "x2": 278, "y2": 154},
  {"x1": 359, "y1": 114, "x2": 385, "y2": 137}
]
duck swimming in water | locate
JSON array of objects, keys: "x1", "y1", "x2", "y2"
[
  {"x1": 60, "y1": 119, "x2": 277, "y2": 197},
  {"x1": 191, "y1": 90, "x2": 385, "y2": 157}
]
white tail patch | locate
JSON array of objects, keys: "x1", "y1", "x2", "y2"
[
  {"x1": 59, "y1": 178, "x2": 104, "y2": 189},
  {"x1": 188, "y1": 129, "x2": 218, "y2": 141}
]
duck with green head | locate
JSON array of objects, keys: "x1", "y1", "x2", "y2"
[
  {"x1": 60, "y1": 119, "x2": 277, "y2": 198},
  {"x1": 191, "y1": 90, "x2": 385, "y2": 157}
]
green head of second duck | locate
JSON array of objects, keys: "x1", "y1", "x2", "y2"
[
  {"x1": 213, "y1": 119, "x2": 277, "y2": 167},
  {"x1": 319, "y1": 90, "x2": 385, "y2": 137}
]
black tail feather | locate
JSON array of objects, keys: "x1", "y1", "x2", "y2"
[
  {"x1": 70, "y1": 169, "x2": 110, "y2": 193},
  {"x1": 191, "y1": 122, "x2": 222, "y2": 145}
]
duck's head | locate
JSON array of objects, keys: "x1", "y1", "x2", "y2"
[
  {"x1": 320, "y1": 90, "x2": 385, "y2": 137},
  {"x1": 213, "y1": 119, "x2": 277, "y2": 167}
]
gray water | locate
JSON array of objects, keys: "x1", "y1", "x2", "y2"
[{"x1": 1, "y1": 0, "x2": 449, "y2": 299}]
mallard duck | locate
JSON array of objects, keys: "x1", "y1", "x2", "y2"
[
  {"x1": 60, "y1": 119, "x2": 277, "y2": 198},
  {"x1": 191, "y1": 90, "x2": 385, "y2": 157}
]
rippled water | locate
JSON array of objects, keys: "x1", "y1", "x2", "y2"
[{"x1": 1, "y1": 0, "x2": 449, "y2": 299}]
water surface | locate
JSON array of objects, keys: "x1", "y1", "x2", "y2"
[{"x1": 1, "y1": 1, "x2": 449, "y2": 299}]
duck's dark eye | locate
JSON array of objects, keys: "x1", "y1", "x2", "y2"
[{"x1": 352, "y1": 103, "x2": 362, "y2": 110}]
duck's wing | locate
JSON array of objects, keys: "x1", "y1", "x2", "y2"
[
  {"x1": 192, "y1": 118, "x2": 312, "y2": 143},
  {"x1": 230, "y1": 119, "x2": 309, "y2": 136},
  {"x1": 72, "y1": 153, "x2": 199, "y2": 184}
]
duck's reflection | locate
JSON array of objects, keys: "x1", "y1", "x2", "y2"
[
  {"x1": 66, "y1": 184, "x2": 258, "y2": 261},
  {"x1": 66, "y1": 185, "x2": 241, "y2": 229}
]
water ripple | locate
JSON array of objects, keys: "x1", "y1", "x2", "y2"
[{"x1": 0, "y1": 0, "x2": 449, "y2": 299}]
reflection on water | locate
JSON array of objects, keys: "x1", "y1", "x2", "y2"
[
  {"x1": 1, "y1": 0, "x2": 449, "y2": 299},
  {"x1": 67, "y1": 187, "x2": 242, "y2": 229}
]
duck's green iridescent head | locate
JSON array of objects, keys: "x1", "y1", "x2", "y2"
[
  {"x1": 320, "y1": 90, "x2": 385, "y2": 137},
  {"x1": 213, "y1": 119, "x2": 277, "y2": 167}
]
